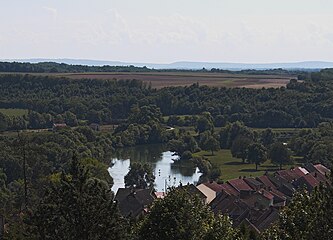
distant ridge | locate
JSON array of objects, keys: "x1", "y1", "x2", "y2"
[{"x1": 2, "y1": 58, "x2": 333, "y2": 70}]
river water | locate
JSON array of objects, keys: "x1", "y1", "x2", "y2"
[{"x1": 108, "y1": 144, "x2": 202, "y2": 192}]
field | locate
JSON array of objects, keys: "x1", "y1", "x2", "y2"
[
  {"x1": 193, "y1": 149, "x2": 299, "y2": 181},
  {"x1": 56, "y1": 72, "x2": 294, "y2": 89},
  {"x1": 0, "y1": 108, "x2": 28, "y2": 116}
]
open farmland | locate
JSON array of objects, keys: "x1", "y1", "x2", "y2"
[{"x1": 56, "y1": 72, "x2": 294, "y2": 89}]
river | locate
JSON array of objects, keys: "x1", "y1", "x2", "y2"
[{"x1": 108, "y1": 144, "x2": 202, "y2": 192}]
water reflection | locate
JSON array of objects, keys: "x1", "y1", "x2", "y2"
[{"x1": 108, "y1": 144, "x2": 202, "y2": 192}]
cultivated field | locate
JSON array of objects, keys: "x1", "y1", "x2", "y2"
[{"x1": 57, "y1": 72, "x2": 294, "y2": 89}]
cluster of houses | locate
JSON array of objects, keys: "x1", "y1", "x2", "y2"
[{"x1": 114, "y1": 163, "x2": 331, "y2": 234}]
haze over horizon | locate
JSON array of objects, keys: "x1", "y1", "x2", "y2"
[{"x1": 1, "y1": 0, "x2": 333, "y2": 63}]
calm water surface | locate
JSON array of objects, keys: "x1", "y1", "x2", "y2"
[{"x1": 108, "y1": 144, "x2": 202, "y2": 192}]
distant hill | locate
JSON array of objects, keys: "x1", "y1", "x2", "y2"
[{"x1": 2, "y1": 58, "x2": 333, "y2": 70}]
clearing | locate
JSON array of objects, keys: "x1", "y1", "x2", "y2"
[{"x1": 0, "y1": 108, "x2": 28, "y2": 117}]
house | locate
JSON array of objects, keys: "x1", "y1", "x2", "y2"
[
  {"x1": 276, "y1": 169, "x2": 299, "y2": 183},
  {"x1": 196, "y1": 181, "x2": 223, "y2": 204},
  {"x1": 220, "y1": 183, "x2": 239, "y2": 196},
  {"x1": 114, "y1": 188, "x2": 156, "y2": 218},
  {"x1": 52, "y1": 123, "x2": 68, "y2": 131},
  {"x1": 313, "y1": 164, "x2": 331, "y2": 176},
  {"x1": 181, "y1": 184, "x2": 207, "y2": 203},
  {"x1": 253, "y1": 207, "x2": 280, "y2": 233},
  {"x1": 227, "y1": 178, "x2": 253, "y2": 193},
  {"x1": 244, "y1": 178, "x2": 263, "y2": 191},
  {"x1": 89, "y1": 123, "x2": 100, "y2": 131},
  {"x1": 293, "y1": 174, "x2": 320, "y2": 192},
  {"x1": 256, "y1": 175, "x2": 276, "y2": 190}
]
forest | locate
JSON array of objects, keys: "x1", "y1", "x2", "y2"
[{"x1": 0, "y1": 68, "x2": 332, "y2": 132}]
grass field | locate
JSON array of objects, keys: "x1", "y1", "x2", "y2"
[
  {"x1": 0, "y1": 108, "x2": 28, "y2": 116},
  {"x1": 193, "y1": 149, "x2": 299, "y2": 181},
  {"x1": 55, "y1": 72, "x2": 294, "y2": 89}
]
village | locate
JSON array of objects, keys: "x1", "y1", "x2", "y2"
[{"x1": 115, "y1": 163, "x2": 331, "y2": 234}]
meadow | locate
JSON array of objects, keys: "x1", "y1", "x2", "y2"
[
  {"x1": 193, "y1": 149, "x2": 299, "y2": 181},
  {"x1": 0, "y1": 108, "x2": 28, "y2": 116}
]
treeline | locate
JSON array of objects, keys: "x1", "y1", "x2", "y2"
[
  {"x1": 0, "y1": 61, "x2": 309, "y2": 75},
  {"x1": 2, "y1": 69, "x2": 333, "y2": 131},
  {"x1": 0, "y1": 61, "x2": 153, "y2": 73}
]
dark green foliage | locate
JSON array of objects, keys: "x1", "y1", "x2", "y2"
[
  {"x1": 1, "y1": 69, "x2": 333, "y2": 132},
  {"x1": 262, "y1": 176, "x2": 333, "y2": 240},
  {"x1": 269, "y1": 142, "x2": 291, "y2": 169},
  {"x1": 289, "y1": 122, "x2": 333, "y2": 167},
  {"x1": 247, "y1": 143, "x2": 267, "y2": 171},
  {"x1": 124, "y1": 162, "x2": 155, "y2": 189},
  {"x1": 196, "y1": 112, "x2": 214, "y2": 133},
  {"x1": 0, "y1": 113, "x2": 8, "y2": 132},
  {"x1": 26, "y1": 156, "x2": 129, "y2": 240},
  {"x1": 168, "y1": 133, "x2": 199, "y2": 159},
  {"x1": 260, "y1": 128, "x2": 275, "y2": 147},
  {"x1": 135, "y1": 187, "x2": 239, "y2": 240},
  {"x1": 202, "y1": 135, "x2": 220, "y2": 155},
  {"x1": 231, "y1": 136, "x2": 252, "y2": 163}
]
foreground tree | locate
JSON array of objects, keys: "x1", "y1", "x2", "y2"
[
  {"x1": 262, "y1": 177, "x2": 333, "y2": 240},
  {"x1": 25, "y1": 156, "x2": 129, "y2": 240},
  {"x1": 135, "y1": 187, "x2": 240, "y2": 240}
]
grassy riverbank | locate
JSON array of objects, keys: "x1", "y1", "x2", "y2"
[{"x1": 193, "y1": 149, "x2": 298, "y2": 181}]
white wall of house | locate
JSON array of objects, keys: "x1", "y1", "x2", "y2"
[{"x1": 196, "y1": 184, "x2": 217, "y2": 204}]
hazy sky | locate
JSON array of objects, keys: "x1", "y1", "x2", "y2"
[{"x1": 1, "y1": 0, "x2": 333, "y2": 63}]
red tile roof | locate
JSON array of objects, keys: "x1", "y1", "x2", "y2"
[
  {"x1": 294, "y1": 174, "x2": 320, "y2": 191},
  {"x1": 204, "y1": 181, "x2": 224, "y2": 192},
  {"x1": 311, "y1": 171, "x2": 328, "y2": 184},
  {"x1": 256, "y1": 176, "x2": 276, "y2": 189},
  {"x1": 228, "y1": 179, "x2": 253, "y2": 192},
  {"x1": 220, "y1": 183, "x2": 239, "y2": 196},
  {"x1": 314, "y1": 164, "x2": 331, "y2": 176},
  {"x1": 260, "y1": 190, "x2": 274, "y2": 201},
  {"x1": 291, "y1": 167, "x2": 308, "y2": 178},
  {"x1": 276, "y1": 170, "x2": 298, "y2": 182}
]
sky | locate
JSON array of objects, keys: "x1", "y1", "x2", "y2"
[{"x1": 1, "y1": 0, "x2": 333, "y2": 63}]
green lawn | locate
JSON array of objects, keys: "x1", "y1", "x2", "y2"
[
  {"x1": 193, "y1": 149, "x2": 299, "y2": 181},
  {"x1": 0, "y1": 108, "x2": 28, "y2": 117}
]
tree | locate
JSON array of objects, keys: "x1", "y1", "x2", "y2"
[
  {"x1": 135, "y1": 187, "x2": 239, "y2": 240},
  {"x1": 262, "y1": 176, "x2": 333, "y2": 240},
  {"x1": 129, "y1": 105, "x2": 162, "y2": 124},
  {"x1": 231, "y1": 136, "x2": 252, "y2": 163},
  {"x1": 247, "y1": 143, "x2": 267, "y2": 171},
  {"x1": 260, "y1": 128, "x2": 275, "y2": 147},
  {"x1": 269, "y1": 142, "x2": 291, "y2": 170},
  {"x1": 124, "y1": 162, "x2": 155, "y2": 189},
  {"x1": 203, "y1": 136, "x2": 220, "y2": 155},
  {"x1": 196, "y1": 113, "x2": 214, "y2": 133},
  {"x1": 26, "y1": 156, "x2": 129, "y2": 240},
  {"x1": 0, "y1": 113, "x2": 9, "y2": 132}
]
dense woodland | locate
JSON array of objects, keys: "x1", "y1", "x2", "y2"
[
  {"x1": 1, "y1": 68, "x2": 333, "y2": 239},
  {"x1": 0, "y1": 68, "x2": 333, "y2": 132}
]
